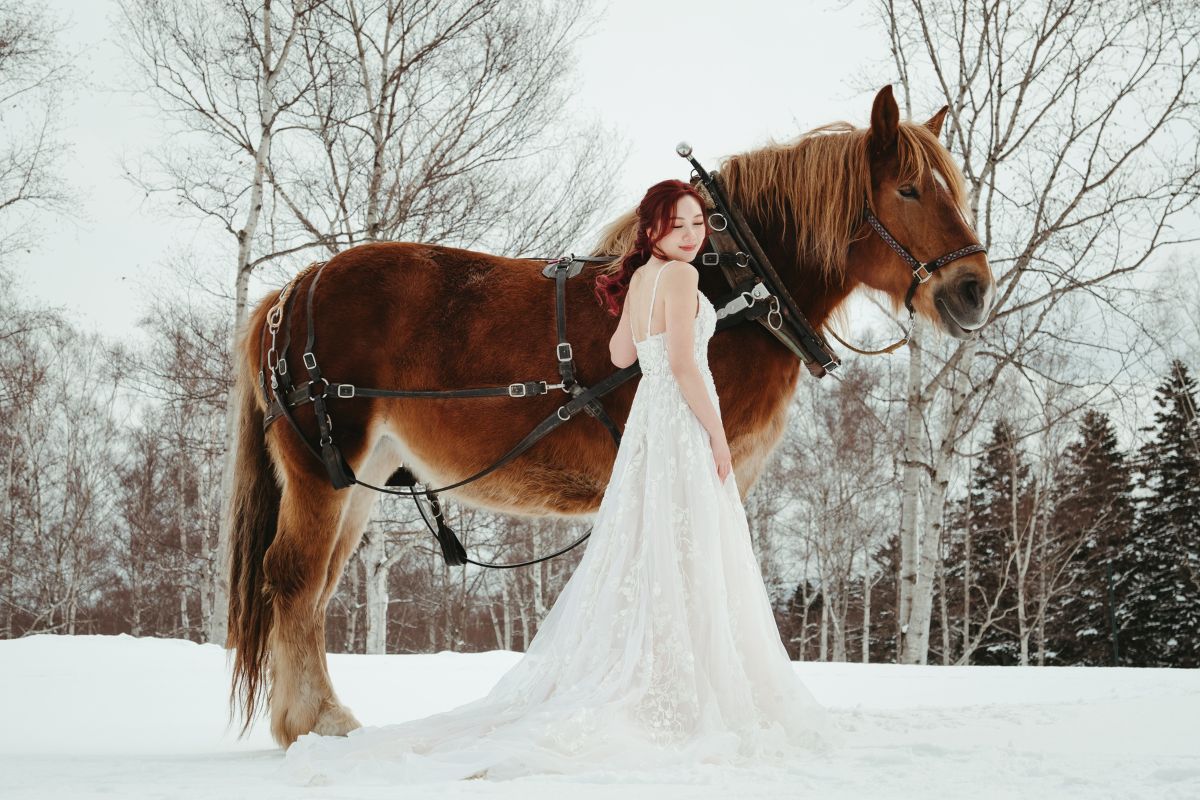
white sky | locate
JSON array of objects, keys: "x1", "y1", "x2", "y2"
[
  {"x1": 11, "y1": 0, "x2": 888, "y2": 337},
  {"x1": 11, "y1": 0, "x2": 1197, "y2": 364}
]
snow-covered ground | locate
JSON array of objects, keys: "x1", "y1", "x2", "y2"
[{"x1": 2, "y1": 635, "x2": 1198, "y2": 799}]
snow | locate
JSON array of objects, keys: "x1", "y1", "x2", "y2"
[{"x1": 2, "y1": 635, "x2": 1198, "y2": 799}]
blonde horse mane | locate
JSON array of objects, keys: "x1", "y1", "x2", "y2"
[{"x1": 592, "y1": 120, "x2": 972, "y2": 283}]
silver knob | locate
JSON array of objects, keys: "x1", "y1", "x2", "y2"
[{"x1": 675, "y1": 141, "x2": 692, "y2": 158}]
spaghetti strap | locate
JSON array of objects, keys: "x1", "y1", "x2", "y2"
[{"x1": 643, "y1": 260, "x2": 677, "y2": 340}]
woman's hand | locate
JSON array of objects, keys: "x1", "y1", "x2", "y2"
[{"x1": 710, "y1": 432, "x2": 732, "y2": 484}]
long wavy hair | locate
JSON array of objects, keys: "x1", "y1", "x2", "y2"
[{"x1": 592, "y1": 179, "x2": 711, "y2": 316}]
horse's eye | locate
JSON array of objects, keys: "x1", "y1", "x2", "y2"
[{"x1": 899, "y1": 185, "x2": 919, "y2": 199}]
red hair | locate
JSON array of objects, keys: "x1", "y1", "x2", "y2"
[{"x1": 593, "y1": 179, "x2": 710, "y2": 316}]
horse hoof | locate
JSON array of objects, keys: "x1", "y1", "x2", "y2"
[{"x1": 311, "y1": 701, "x2": 362, "y2": 737}]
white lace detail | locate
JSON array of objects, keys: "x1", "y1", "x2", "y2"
[{"x1": 283, "y1": 289, "x2": 843, "y2": 784}]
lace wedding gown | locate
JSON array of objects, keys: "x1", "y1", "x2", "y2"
[{"x1": 284, "y1": 261, "x2": 842, "y2": 784}]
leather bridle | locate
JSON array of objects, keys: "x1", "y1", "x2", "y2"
[{"x1": 837, "y1": 208, "x2": 987, "y2": 353}]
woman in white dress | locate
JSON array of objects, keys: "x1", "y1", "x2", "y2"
[{"x1": 284, "y1": 179, "x2": 842, "y2": 784}]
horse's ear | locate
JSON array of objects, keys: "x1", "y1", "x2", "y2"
[
  {"x1": 925, "y1": 105, "x2": 949, "y2": 138},
  {"x1": 868, "y1": 85, "x2": 899, "y2": 157}
]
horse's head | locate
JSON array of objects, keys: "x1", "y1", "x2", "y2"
[{"x1": 852, "y1": 85, "x2": 995, "y2": 338}]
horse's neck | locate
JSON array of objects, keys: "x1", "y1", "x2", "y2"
[{"x1": 736, "y1": 201, "x2": 853, "y2": 328}]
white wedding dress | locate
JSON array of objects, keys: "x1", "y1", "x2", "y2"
[{"x1": 284, "y1": 261, "x2": 842, "y2": 784}]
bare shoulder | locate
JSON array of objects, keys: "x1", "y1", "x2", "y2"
[{"x1": 662, "y1": 260, "x2": 699, "y2": 286}]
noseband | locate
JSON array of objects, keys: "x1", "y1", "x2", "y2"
[{"x1": 863, "y1": 209, "x2": 988, "y2": 316}]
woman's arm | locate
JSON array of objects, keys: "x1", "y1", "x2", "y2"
[{"x1": 609, "y1": 297, "x2": 637, "y2": 369}]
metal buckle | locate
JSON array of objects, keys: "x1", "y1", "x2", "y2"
[
  {"x1": 302, "y1": 352, "x2": 318, "y2": 370},
  {"x1": 914, "y1": 264, "x2": 932, "y2": 283},
  {"x1": 507, "y1": 382, "x2": 527, "y2": 397},
  {"x1": 709, "y1": 212, "x2": 728, "y2": 231},
  {"x1": 701, "y1": 252, "x2": 720, "y2": 266},
  {"x1": 336, "y1": 384, "x2": 356, "y2": 399},
  {"x1": 557, "y1": 342, "x2": 573, "y2": 362}
]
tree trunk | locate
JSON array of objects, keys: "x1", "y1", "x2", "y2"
[
  {"x1": 905, "y1": 339, "x2": 974, "y2": 663},
  {"x1": 210, "y1": 0, "x2": 288, "y2": 647},
  {"x1": 361, "y1": 532, "x2": 390, "y2": 655},
  {"x1": 962, "y1": 504, "x2": 972, "y2": 664},
  {"x1": 896, "y1": 325, "x2": 925, "y2": 662},
  {"x1": 861, "y1": 561, "x2": 871, "y2": 663},
  {"x1": 345, "y1": 558, "x2": 360, "y2": 653},
  {"x1": 939, "y1": 549, "x2": 950, "y2": 665},
  {"x1": 177, "y1": 452, "x2": 190, "y2": 637}
]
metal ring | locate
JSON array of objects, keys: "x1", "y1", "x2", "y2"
[
  {"x1": 556, "y1": 406, "x2": 571, "y2": 421},
  {"x1": 708, "y1": 212, "x2": 727, "y2": 231},
  {"x1": 767, "y1": 297, "x2": 783, "y2": 331}
]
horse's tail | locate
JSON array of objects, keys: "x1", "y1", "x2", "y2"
[{"x1": 226, "y1": 303, "x2": 281, "y2": 737}]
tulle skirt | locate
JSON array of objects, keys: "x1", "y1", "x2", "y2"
[{"x1": 283, "y1": 369, "x2": 843, "y2": 784}]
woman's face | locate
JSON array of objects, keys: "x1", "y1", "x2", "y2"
[{"x1": 649, "y1": 195, "x2": 706, "y2": 263}]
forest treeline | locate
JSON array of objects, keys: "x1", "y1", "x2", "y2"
[
  {"x1": 2, "y1": 0, "x2": 1199, "y2": 667},
  {"x1": 3, "y1": 275, "x2": 1197, "y2": 667},
  {"x1": 781, "y1": 365, "x2": 1200, "y2": 668}
]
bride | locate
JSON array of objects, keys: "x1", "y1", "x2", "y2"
[{"x1": 284, "y1": 179, "x2": 843, "y2": 784}]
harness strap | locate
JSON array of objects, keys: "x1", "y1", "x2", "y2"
[
  {"x1": 553, "y1": 260, "x2": 577, "y2": 389},
  {"x1": 298, "y1": 261, "x2": 356, "y2": 489},
  {"x1": 263, "y1": 380, "x2": 559, "y2": 426},
  {"x1": 353, "y1": 362, "x2": 643, "y2": 497},
  {"x1": 700, "y1": 171, "x2": 841, "y2": 376},
  {"x1": 547, "y1": 255, "x2": 625, "y2": 448}
]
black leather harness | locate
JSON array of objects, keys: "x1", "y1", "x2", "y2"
[{"x1": 256, "y1": 252, "x2": 774, "y2": 569}]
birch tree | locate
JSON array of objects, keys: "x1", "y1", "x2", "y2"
[
  {"x1": 270, "y1": 0, "x2": 614, "y2": 255},
  {"x1": 862, "y1": 0, "x2": 1200, "y2": 663},
  {"x1": 0, "y1": 1, "x2": 74, "y2": 258},
  {"x1": 118, "y1": 0, "x2": 327, "y2": 643}
]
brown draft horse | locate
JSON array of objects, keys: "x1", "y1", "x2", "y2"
[{"x1": 226, "y1": 85, "x2": 995, "y2": 747}]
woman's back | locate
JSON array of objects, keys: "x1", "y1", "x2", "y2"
[{"x1": 627, "y1": 260, "x2": 701, "y2": 344}]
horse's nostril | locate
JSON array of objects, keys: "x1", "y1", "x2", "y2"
[{"x1": 960, "y1": 278, "x2": 982, "y2": 309}]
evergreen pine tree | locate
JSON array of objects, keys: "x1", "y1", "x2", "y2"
[
  {"x1": 943, "y1": 419, "x2": 1032, "y2": 665},
  {"x1": 1119, "y1": 360, "x2": 1200, "y2": 667},
  {"x1": 1045, "y1": 410, "x2": 1134, "y2": 665}
]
